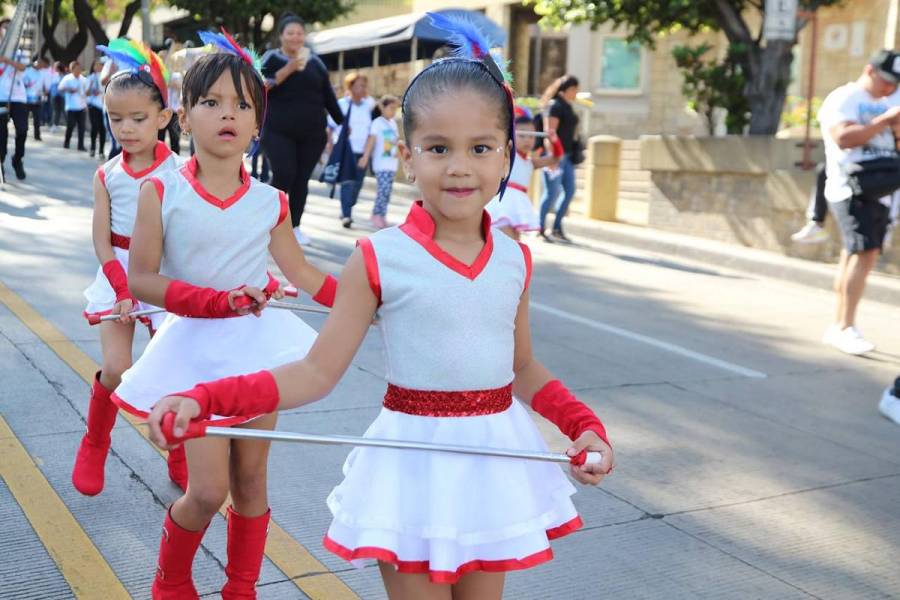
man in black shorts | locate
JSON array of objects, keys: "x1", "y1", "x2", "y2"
[{"x1": 818, "y1": 50, "x2": 900, "y2": 355}]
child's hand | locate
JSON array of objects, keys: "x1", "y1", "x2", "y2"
[
  {"x1": 112, "y1": 298, "x2": 136, "y2": 324},
  {"x1": 567, "y1": 431, "x2": 614, "y2": 485},
  {"x1": 270, "y1": 285, "x2": 285, "y2": 300},
  {"x1": 228, "y1": 287, "x2": 268, "y2": 317},
  {"x1": 147, "y1": 395, "x2": 201, "y2": 449}
]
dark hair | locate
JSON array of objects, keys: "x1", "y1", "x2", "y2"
[
  {"x1": 401, "y1": 59, "x2": 511, "y2": 141},
  {"x1": 181, "y1": 52, "x2": 266, "y2": 126},
  {"x1": 107, "y1": 69, "x2": 166, "y2": 109},
  {"x1": 372, "y1": 94, "x2": 399, "y2": 119},
  {"x1": 540, "y1": 74, "x2": 579, "y2": 107},
  {"x1": 277, "y1": 13, "x2": 305, "y2": 35},
  {"x1": 514, "y1": 115, "x2": 534, "y2": 127}
]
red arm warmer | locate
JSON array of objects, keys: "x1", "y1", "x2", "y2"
[
  {"x1": 531, "y1": 380, "x2": 610, "y2": 446},
  {"x1": 176, "y1": 370, "x2": 280, "y2": 419},
  {"x1": 163, "y1": 280, "x2": 240, "y2": 318},
  {"x1": 312, "y1": 274, "x2": 338, "y2": 308},
  {"x1": 551, "y1": 136, "x2": 565, "y2": 158},
  {"x1": 102, "y1": 260, "x2": 136, "y2": 303}
]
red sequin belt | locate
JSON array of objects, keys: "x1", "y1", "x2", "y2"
[
  {"x1": 111, "y1": 232, "x2": 131, "y2": 250},
  {"x1": 383, "y1": 383, "x2": 513, "y2": 417}
]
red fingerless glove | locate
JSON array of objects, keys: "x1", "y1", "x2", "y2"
[
  {"x1": 164, "y1": 279, "x2": 239, "y2": 318},
  {"x1": 102, "y1": 260, "x2": 136, "y2": 304},
  {"x1": 551, "y1": 136, "x2": 565, "y2": 158},
  {"x1": 176, "y1": 370, "x2": 280, "y2": 419},
  {"x1": 531, "y1": 380, "x2": 610, "y2": 446},
  {"x1": 312, "y1": 274, "x2": 338, "y2": 308}
]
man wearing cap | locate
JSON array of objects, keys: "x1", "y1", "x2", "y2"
[{"x1": 818, "y1": 49, "x2": 900, "y2": 355}]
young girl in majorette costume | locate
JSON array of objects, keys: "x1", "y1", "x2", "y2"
[
  {"x1": 118, "y1": 31, "x2": 339, "y2": 599},
  {"x1": 485, "y1": 105, "x2": 563, "y2": 240},
  {"x1": 149, "y1": 17, "x2": 613, "y2": 600},
  {"x1": 75, "y1": 39, "x2": 188, "y2": 496}
]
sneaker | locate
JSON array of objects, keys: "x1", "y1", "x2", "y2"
[
  {"x1": 292, "y1": 227, "x2": 311, "y2": 246},
  {"x1": 551, "y1": 229, "x2": 572, "y2": 243},
  {"x1": 828, "y1": 326, "x2": 876, "y2": 355},
  {"x1": 879, "y1": 385, "x2": 900, "y2": 425},
  {"x1": 11, "y1": 157, "x2": 25, "y2": 180},
  {"x1": 791, "y1": 221, "x2": 829, "y2": 244},
  {"x1": 538, "y1": 230, "x2": 554, "y2": 243},
  {"x1": 341, "y1": 217, "x2": 352, "y2": 229}
]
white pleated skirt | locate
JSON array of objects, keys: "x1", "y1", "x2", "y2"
[
  {"x1": 323, "y1": 399, "x2": 581, "y2": 583},
  {"x1": 486, "y1": 189, "x2": 540, "y2": 232},
  {"x1": 112, "y1": 308, "x2": 316, "y2": 426},
  {"x1": 83, "y1": 246, "x2": 166, "y2": 330}
]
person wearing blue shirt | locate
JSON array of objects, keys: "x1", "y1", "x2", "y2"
[{"x1": 23, "y1": 59, "x2": 43, "y2": 142}]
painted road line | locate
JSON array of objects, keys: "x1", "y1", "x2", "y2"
[
  {"x1": 0, "y1": 280, "x2": 359, "y2": 600},
  {"x1": 530, "y1": 300, "x2": 768, "y2": 379},
  {"x1": 0, "y1": 416, "x2": 131, "y2": 599}
]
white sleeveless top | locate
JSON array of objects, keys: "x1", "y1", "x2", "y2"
[
  {"x1": 359, "y1": 202, "x2": 532, "y2": 391},
  {"x1": 508, "y1": 151, "x2": 534, "y2": 190},
  {"x1": 148, "y1": 156, "x2": 288, "y2": 291},
  {"x1": 97, "y1": 142, "x2": 181, "y2": 238}
]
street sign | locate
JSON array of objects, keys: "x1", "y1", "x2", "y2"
[{"x1": 764, "y1": 0, "x2": 798, "y2": 41}]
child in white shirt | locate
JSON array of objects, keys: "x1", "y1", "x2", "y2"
[{"x1": 360, "y1": 95, "x2": 400, "y2": 229}]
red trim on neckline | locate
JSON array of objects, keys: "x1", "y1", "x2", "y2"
[
  {"x1": 516, "y1": 149, "x2": 529, "y2": 160},
  {"x1": 356, "y1": 238, "x2": 382, "y2": 305},
  {"x1": 121, "y1": 141, "x2": 172, "y2": 179},
  {"x1": 507, "y1": 182, "x2": 528, "y2": 194},
  {"x1": 180, "y1": 155, "x2": 251, "y2": 210},
  {"x1": 398, "y1": 202, "x2": 494, "y2": 281}
]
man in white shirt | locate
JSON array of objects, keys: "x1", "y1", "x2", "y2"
[
  {"x1": 818, "y1": 50, "x2": 900, "y2": 355},
  {"x1": 0, "y1": 51, "x2": 31, "y2": 180},
  {"x1": 58, "y1": 61, "x2": 88, "y2": 151}
]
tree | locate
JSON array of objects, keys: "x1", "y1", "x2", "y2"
[
  {"x1": 40, "y1": 0, "x2": 145, "y2": 63},
  {"x1": 527, "y1": 0, "x2": 841, "y2": 135},
  {"x1": 168, "y1": 0, "x2": 355, "y2": 49},
  {"x1": 672, "y1": 42, "x2": 750, "y2": 134}
]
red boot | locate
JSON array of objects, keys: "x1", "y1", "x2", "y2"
[
  {"x1": 221, "y1": 507, "x2": 270, "y2": 599},
  {"x1": 71, "y1": 372, "x2": 119, "y2": 496},
  {"x1": 151, "y1": 508, "x2": 207, "y2": 600},
  {"x1": 167, "y1": 445, "x2": 189, "y2": 490}
]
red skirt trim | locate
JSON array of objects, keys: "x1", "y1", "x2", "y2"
[
  {"x1": 109, "y1": 392, "x2": 259, "y2": 428},
  {"x1": 323, "y1": 515, "x2": 583, "y2": 584}
]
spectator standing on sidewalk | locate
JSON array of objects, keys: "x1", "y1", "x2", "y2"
[
  {"x1": 0, "y1": 51, "x2": 30, "y2": 181},
  {"x1": 86, "y1": 60, "x2": 106, "y2": 158},
  {"x1": 23, "y1": 58, "x2": 43, "y2": 141},
  {"x1": 49, "y1": 61, "x2": 66, "y2": 130},
  {"x1": 359, "y1": 95, "x2": 400, "y2": 229},
  {"x1": 539, "y1": 75, "x2": 582, "y2": 243},
  {"x1": 39, "y1": 58, "x2": 53, "y2": 128},
  {"x1": 818, "y1": 50, "x2": 900, "y2": 355},
  {"x1": 59, "y1": 62, "x2": 88, "y2": 151},
  {"x1": 261, "y1": 13, "x2": 344, "y2": 245},
  {"x1": 329, "y1": 71, "x2": 374, "y2": 228}
]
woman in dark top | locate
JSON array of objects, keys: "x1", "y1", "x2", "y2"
[
  {"x1": 261, "y1": 14, "x2": 343, "y2": 245},
  {"x1": 539, "y1": 75, "x2": 580, "y2": 243}
]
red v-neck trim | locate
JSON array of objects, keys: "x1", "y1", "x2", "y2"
[
  {"x1": 516, "y1": 150, "x2": 529, "y2": 160},
  {"x1": 399, "y1": 201, "x2": 494, "y2": 281},
  {"x1": 121, "y1": 141, "x2": 171, "y2": 179},
  {"x1": 181, "y1": 155, "x2": 251, "y2": 210}
]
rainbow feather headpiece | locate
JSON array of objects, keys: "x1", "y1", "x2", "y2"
[
  {"x1": 198, "y1": 28, "x2": 262, "y2": 76},
  {"x1": 96, "y1": 39, "x2": 170, "y2": 106},
  {"x1": 416, "y1": 12, "x2": 517, "y2": 199}
]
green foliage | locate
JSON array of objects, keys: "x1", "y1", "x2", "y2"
[
  {"x1": 780, "y1": 95, "x2": 822, "y2": 130},
  {"x1": 672, "y1": 42, "x2": 749, "y2": 134}
]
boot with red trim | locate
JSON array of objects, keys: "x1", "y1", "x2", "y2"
[
  {"x1": 221, "y1": 507, "x2": 271, "y2": 599},
  {"x1": 71, "y1": 371, "x2": 119, "y2": 496},
  {"x1": 151, "y1": 508, "x2": 208, "y2": 600},
  {"x1": 167, "y1": 445, "x2": 189, "y2": 490}
]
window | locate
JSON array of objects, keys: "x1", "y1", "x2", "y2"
[{"x1": 599, "y1": 38, "x2": 642, "y2": 92}]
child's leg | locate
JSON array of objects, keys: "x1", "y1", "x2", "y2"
[
  {"x1": 452, "y1": 572, "x2": 505, "y2": 600},
  {"x1": 221, "y1": 413, "x2": 277, "y2": 598},
  {"x1": 72, "y1": 321, "x2": 134, "y2": 496},
  {"x1": 378, "y1": 563, "x2": 452, "y2": 600},
  {"x1": 153, "y1": 437, "x2": 229, "y2": 598},
  {"x1": 373, "y1": 171, "x2": 394, "y2": 217}
]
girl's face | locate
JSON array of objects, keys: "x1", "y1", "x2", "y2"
[
  {"x1": 179, "y1": 70, "x2": 258, "y2": 159},
  {"x1": 382, "y1": 101, "x2": 398, "y2": 120},
  {"x1": 106, "y1": 88, "x2": 171, "y2": 156},
  {"x1": 72, "y1": 64, "x2": 82, "y2": 76},
  {"x1": 93, "y1": 62, "x2": 103, "y2": 74},
  {"x1": 280, "y1": 23, "x2": 306, "y2": 53},
  {"x1": 514, "y1": 121, "x2": 536, "y2": 153},
  {"x1": 399, "y1": 89, "x2": 510, "y2": 224}
]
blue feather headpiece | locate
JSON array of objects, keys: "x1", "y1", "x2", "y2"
[{"x1": 406, "y1": 13, "x2": 517, "y2": 200}]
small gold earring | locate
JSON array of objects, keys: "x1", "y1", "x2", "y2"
[{"x1": 406, "y1": 171, "x2": 416, "y2": 183}]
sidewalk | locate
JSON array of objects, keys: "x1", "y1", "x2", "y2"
[{"x1": 359, "y1": 177, "x2": 900, "y2": 305}]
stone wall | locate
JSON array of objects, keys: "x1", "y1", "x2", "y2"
[{"x1": 641, "y1": 136, "x2": 900, "y2": 275}]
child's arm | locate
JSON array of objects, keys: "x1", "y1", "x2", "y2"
[
  {"x1": 91, "y1": 171, "x2": 136, "y2": 323},
  {"x1": 511, "y1": 286, "x2": 614, "y2": 485},
  {"x1": 359, "y1": 133, "x2": 376, "y2": 169},
  {"x1": 530, "y1": 134, "x2": 565, "y2": 169},
  {"x1": 129, "y1": 181, "x2": 269, "y2": 317},
  {"x1": 268, "y1": 212, "x2": 337, "y2": 306},
  {"x1": 146, "y1": 247, "x2": 379, "y2": 447}
]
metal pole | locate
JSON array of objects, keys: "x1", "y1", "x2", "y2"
[
  {"x1": 800, "y1": 11, "x2": 818, "y2": 170},
  {"x1": 141, "y1": 0, "x2": 151, "y2": 44}
]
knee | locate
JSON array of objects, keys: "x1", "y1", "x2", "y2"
[
  {"x1": 100, "y1": 360, "x2": 130, "y2": 386},
  {"x1": 230, "y1": 469, "x2": 267, "y2": 504},
  {"x1": 184, "y1": 485, "x2": 229, "y2": 518}
]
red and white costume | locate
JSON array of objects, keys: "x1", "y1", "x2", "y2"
[
  {"x1": 323, "y1": 202, "x2": 580, "y2": 583},
  {"x1": 111, "y1": 156, "x2": 317, "y2": 426},
  {"x1": 485, "y1": 151, "x2": 540, "y2": 232},
  {"x1": 83, "y1": 142, "x2": 180, "y2": 330}
]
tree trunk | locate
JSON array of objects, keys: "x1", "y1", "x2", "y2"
[
  {"x1": 118, "y1": 0, "x2": 142, "y2": 38},
  {"x1": 43, "y1": 0, "x2": 88, "y2": 63},
  {"x1": 746, "y1": 39, "x2": 794, "y2": 135},
  {"x1": 73, "y1": 0, "x2": 109, "y2": 48}
]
